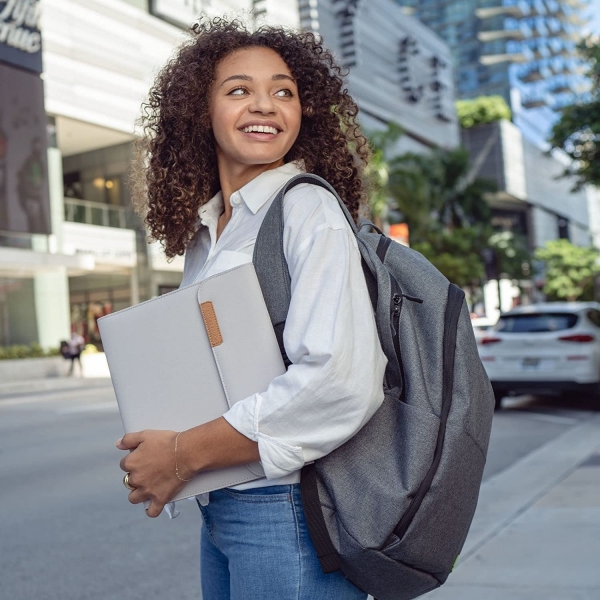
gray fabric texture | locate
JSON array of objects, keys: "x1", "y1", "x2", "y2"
[{"x1": 253, "y1": 174, "x2": 495, "y2": 600}]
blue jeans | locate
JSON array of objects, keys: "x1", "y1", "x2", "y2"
[{"x1": 198, "y1": 484, "x2": 367, "y2": 600}]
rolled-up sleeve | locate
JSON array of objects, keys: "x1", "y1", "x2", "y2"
[{"x1": 223, "y1": 186, "x2": 387, "y2": 479}]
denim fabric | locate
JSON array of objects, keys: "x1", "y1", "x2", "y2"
[{"x1": 198, "y1": 484, "x2": 367, "y2": 600}]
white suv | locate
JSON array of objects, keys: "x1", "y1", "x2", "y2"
[{"x1": 478, "y1": 302, "x2": 600, "y2": 410}]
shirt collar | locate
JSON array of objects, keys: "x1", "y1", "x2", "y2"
[
  {"x1": 237, "y1": 160, "x2": 305, "y2": 215},
  {"x1": 198, "y1": 191, "x2": 223, "y2": 228},
  {"x1": 197, "y1": 161, "x2": 305, "y2": 227}
]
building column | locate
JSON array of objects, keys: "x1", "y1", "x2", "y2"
[
  {"x1": 130, "y1": 266, "x2": 140, "y2": 306},
  {"x1": 32, "y1": 147, "x2": 70, "y2": 349}
]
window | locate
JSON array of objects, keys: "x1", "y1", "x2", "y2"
[
  {"x1": 496, "y1": 313, "x2": 579, "y2": 333},
  {"x1": 557, "y1": 217, "x2": 569, "y2": 240}
]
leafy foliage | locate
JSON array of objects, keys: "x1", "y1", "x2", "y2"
[
  {"x1": 548, "y1": 36, "x2": 600, "y2": 189},
  {"x1": 386, "y1": 147, "x2": 497, "y2": 287},
  {"x1": 364, "y1": 122, "x2": 404, "y2": 222},
  {"x1": 488, "y1": 231, "x2": 532, "y2": 280},
  {"x1": 412, "y1": 227, "x2": 488, "y2": 285},
  {"x1": 456, "y1": 96, "x2": 512, "y2": 129},
  {"x1": 535, "y1": 239, "x2": 600, "y2": 301},
  {"x1": 365, "y1": 124, "x2": 535, "y2": 289},
  {"x1": 0, "y1": 343, "x2": 60, "y2": 360}
]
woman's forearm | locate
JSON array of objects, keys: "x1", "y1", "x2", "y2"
[{"x1": 176, "y1": 417, "x2": 260, "y2": 479}]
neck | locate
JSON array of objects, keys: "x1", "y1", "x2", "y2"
[{"x1": 216, "y1": 155, "x2": 285, "y2": 217}]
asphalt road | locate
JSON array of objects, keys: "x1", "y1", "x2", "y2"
[{"x1": 0, "y1": 385, "x2": 598, "y2": 600}]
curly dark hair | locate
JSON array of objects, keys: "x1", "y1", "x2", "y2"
[{"x1": 132, "y1": 18, "x2": 371, "y2": 259}]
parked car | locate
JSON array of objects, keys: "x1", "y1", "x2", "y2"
[
  {"x1": 478, "y1": 302, "x2": 600, "y2": 410},
  {"x1": 471, "y1": 317, "x2": 497, "y2": 343}
]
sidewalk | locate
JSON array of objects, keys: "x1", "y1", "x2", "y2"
[{"x1": 429, "y1": 413, "x2": 600, "y2": 599}]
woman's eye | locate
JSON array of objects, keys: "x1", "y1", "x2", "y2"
[
  {"x1": 228, "y1": 87, "x2": 247, "y2": 96},
  {"x1": 275, "y1": 89, "x2": 294, "y2": 98}
]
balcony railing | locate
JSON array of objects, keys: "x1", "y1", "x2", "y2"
[{"x1": 64, "y1": 198, "x2": 129, "y2": 229}]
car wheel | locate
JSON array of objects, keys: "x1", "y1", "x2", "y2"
[{"x1": 493, "y1": 389, "x2": 505, "y2": 411}]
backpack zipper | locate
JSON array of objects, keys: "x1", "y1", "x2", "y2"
[
  {"x1": 377, "y1": 235, "x2": 423, "y2": 401},
  {"x1": 393, "y1": 284, "x2": 464, "y2": 540},
  {"x1": 390, "y1": 276, "x2": 406, "y2": 400}
]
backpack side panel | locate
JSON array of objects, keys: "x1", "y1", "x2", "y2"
[
  {"x1": 313, "y1": 236, "x2": 494, "y2": 597},
  {"x1": 312, "y1": 236, "x2": 452, "y2": 549},
  {"x1": 383, "y1": 302, "x2": 494, "y2": 580}
]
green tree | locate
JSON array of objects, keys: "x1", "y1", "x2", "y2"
[
  {"x1": 456, "y1": 96, "x2": 512, "y2": 129},
  {"x1": 488, "y1": 231, "x2": 532, "y2": 280},
  {"x1": 412, "y1": 227, "x2": 490, "y2": 287},
  {"x1": 548, "y1": 36, "x2": 600, "y2": 189},
  {"x1": 386, "y1": 147, "x2": 497, "y2": 287},
  {"x1": 535, "y1": 239, "x2": 600, "y2": 301},
  {"x1": 364, "y1": 122, "x2": 404, "y2": 226},
  {"x1": 365, "y1": 124, "x2": 533, "y2": 290}
]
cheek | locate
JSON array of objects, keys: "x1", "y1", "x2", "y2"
[
  {"x1": 286, "y1": 104, "x2": 303, "y2": 141},
  {"x1": 210, "y1": 104, "x2": 236, "y2": 147}
]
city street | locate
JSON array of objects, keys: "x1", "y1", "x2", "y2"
[{"x1": 0, "y1": 382, "x2": 599, "y2": 600}]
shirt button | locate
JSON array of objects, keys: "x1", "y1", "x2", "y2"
[{"x1": 230, "y1": 193, "x2": 241, "y2": 207}]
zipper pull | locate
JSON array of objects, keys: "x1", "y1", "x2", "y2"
[{"x1": 402, "y1": 294, "x2": 423, "y2": 304}]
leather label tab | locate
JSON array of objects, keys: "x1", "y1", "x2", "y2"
[{"x1": 200, "y1": 301, "x2": 223, "y2": 347}]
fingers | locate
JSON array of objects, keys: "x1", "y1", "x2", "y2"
[
  {"x1": 119, "y1": 453, "x2": 133, "y2": 473},
  {"x1": 145, "y1": 501, "x2": 164, "y2": 518},
  {"x1": 116, "y1": 431, "x2": 144, "y2": 450},
  {"x1": 128, "y1": 488, "x2": 164, "y2": 517},
  {"x1": 127, "y1": 484, "x2": 149, "y2": 505},
  {"x1": 125, "y1": 479, "x2": 166, "y2": 518}
]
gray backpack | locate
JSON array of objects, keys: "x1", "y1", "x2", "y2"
[{"x1": 253, "y1": 174, "x2": 495, "y2": 600}]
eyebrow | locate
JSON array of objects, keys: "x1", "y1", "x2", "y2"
[{"x1": 220, "y1": 74, "x2": 296, "y2": 87}]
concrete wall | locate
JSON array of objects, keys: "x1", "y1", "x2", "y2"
[
  {"x1": 305, "y1": 0, "x2": 460, "y2": 151},
  {"x1": 462, "y1": 121, "x2": 595, "y2": 249},
  {"x1": 522, "y1": 139, "x2": 590, "y2": 243},
  {"x1": 41, "y1": 0, "x2": 186, "y2": 135}
]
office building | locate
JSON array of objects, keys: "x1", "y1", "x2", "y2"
[
  {"x1": 299, "y1": 0, "x2": 461, "y2": 152},
  {"x1": 393, "y1": 0, "x2": 599, "y2": 254},
  {"x1": 398, "y1": 0, "x2": 590, "y2": 145},
  {"x1": 0, "y1": 0, "x2": 298, "y2": 347}
]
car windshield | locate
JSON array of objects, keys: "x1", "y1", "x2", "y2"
[{"x1": 495, "y1": 312, "x2": 579, "y2": 333}]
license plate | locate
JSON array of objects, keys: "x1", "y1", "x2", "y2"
[{"x1": 522, "y1": 357, "x2": 540, "y2": 369}]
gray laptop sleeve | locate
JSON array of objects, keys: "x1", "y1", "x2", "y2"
[{"x1": 98, "y1": 263, "x2": 286, "y2": 501}]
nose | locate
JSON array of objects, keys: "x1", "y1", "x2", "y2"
[{"x1": 249, "y1": 90, "x2": 276, "y2": 115}]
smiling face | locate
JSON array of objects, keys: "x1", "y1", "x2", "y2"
[{"x1": 209, "y1": 46, "x2": 302, "y2": 172}]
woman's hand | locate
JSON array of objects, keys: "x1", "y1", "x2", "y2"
[
  {"x1": 116, "y1": 418, "x2": 260, "y2": 518},
  {"x1": 116, "y1": 430, "x2": 190, "y2": 518}
]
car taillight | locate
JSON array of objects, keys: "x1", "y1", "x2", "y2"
[
  {"x1": 558, "y1": 334, "x2": 595, "y2": 343},
  {"x1": 480, "y1": 337, "x2": 502, "y2": 345}
]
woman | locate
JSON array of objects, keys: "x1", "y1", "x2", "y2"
[{"x1": 117, "y1": 18, "x2": 387, "y2": 599}]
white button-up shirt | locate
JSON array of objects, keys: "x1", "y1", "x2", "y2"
[{"x1": 180, "y1": 161, "x2": 387, "y2": 490}]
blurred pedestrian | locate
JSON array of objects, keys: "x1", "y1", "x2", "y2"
[
  {"x1": 117, "y1": 17, "x2": 386, "y2": 600},
  {"x1": 65, "y1": 331, "x2": 85, "y2": 376}
]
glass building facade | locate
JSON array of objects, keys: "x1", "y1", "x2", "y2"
[{"x1": 398, "y1": 0, "x2": 590, "y2": 144}]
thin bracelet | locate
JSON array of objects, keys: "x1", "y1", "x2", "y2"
[{"x1": 174, "y1": 431, "x2": 193, "y2": 482}]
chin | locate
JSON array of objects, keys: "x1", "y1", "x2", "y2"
[{"x1": 237, "y1": 152, "x2": 287, "y2": 166}]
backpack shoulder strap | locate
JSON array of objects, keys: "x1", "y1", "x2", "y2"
[{"x1": 253, "y1": 173, "x2": 357, "y2": 366}]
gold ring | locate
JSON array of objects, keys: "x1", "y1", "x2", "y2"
[{"x1": 123, "y1": 472, "x2": 135, "y2": 491}]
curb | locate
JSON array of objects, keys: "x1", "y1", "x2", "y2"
[
  {"x1": 457, "y1": 412, "x2": 600, "y2": 566},
  {"x1": 0, "y1": 377, "x2": 113, "y2": 401}
]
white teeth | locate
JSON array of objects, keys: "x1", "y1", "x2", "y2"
[{"x1": 242, "y1": 125, "x2": 279, "y2": 134}]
